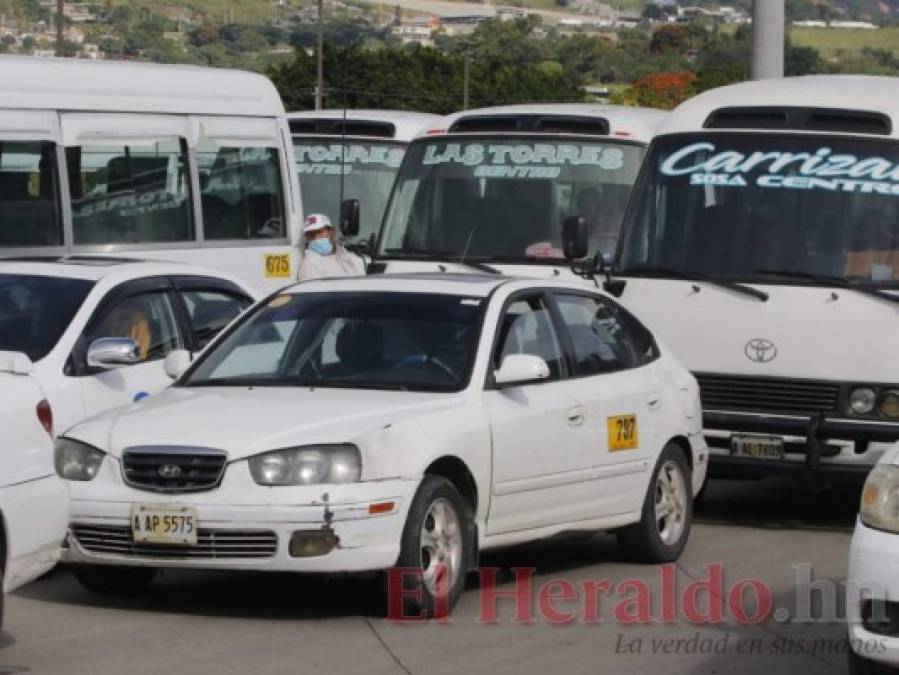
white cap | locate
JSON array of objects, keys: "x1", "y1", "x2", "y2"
[{"x1": 303, "y1": 213, "x2": 333, "y2": 234}]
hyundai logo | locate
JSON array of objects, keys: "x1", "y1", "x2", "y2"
[
  {"x1": 158, "y1": 463, "x2": 183, "y2": 479},
  {"x1": 745, "y1": 338, "x2": 778, "y2": 363}
]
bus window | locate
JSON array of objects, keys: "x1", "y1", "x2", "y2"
[
  {"x1": 66, "y1": 138, "x2": 192, "y2": 245},
  {"x1": 0, "y1": 141, "x2": 61, "y2": 247},
  {"x1": 196, "y1": 136, "x2": 285, "y2": 241}
]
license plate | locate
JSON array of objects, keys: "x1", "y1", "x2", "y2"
[
  {"x1": 131, "y1": 505, "x2": 198, "y2": 545},
  {"x1": 264, "y1": 253, "x2": 291, "y2": 278},
  {"x1": 607, "y1": 414, "x2": 639, "y2": 452},
  {"x1": 732, "y1": 435, "x2": 784, "y2": 460}
]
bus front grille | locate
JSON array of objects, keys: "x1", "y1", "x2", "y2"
[{"x1": 695, "y1": 373, "x2": 841, "y2": 415}]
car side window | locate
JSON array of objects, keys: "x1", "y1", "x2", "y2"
[
  {"x1": 494, "y1": 296, "x2": 565, "y2": 381},
  {"x1": 86, "y1": 292, "x2": 183, "y2": 363},
  {"x1": 180, "y1": 290, "x2": 252, "y2": 349},
  {"x1": 553, "y1": 293, "x2": 645, "y2": 375}
]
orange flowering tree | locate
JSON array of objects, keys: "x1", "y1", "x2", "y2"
[{"x1": 612, "y1": 71, "x2": 697, "y2": 110}]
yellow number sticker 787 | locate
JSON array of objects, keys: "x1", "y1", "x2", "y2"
[{"x1": 607, "y1": 414, "x2": 639, "y2": 452}]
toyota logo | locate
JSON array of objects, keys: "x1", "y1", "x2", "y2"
[
  {"x1": 745, "y1": 338, "x2": 778, "y2": 363},
  {"x1": 158, "y1": 463, "x2": 183, "y2": 479}
]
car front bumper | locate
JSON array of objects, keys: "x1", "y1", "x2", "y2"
[
  {"x1": 62, "y1": 459, "x2": 419, "y2": 573},
  {"x1": 847, "y1": 518, "x2": 899, "y2": 667}
]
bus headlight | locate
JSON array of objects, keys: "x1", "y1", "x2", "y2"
[
  {"x1": 849, "y1": 387, "x2": 877, "y2": 415},
  {"x1": 861, "y1": 465, "x2": 899, "y2": 533},
  {"x1": 249, "y1": 444, "x2": 361, "y2": 486},
  {"x1": 880, "y1": 391, "x2": 899, "y2": 420}
]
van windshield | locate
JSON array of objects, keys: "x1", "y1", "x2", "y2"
[
  {"x1": 0, "y1": 141, "x2": 61, "y2": 247},
  {"x1": 294, "y1": 139, "x2": 405, "y2": 244},
  {"x1": 379, "y1": 137, "x2": 645, "y2": 262},
  {"x1": 618, "y1": 133, "x2": 899, "y2": 285}
]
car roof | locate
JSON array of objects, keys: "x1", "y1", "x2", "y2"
[
  {"x1": 287, "y1": 109, "x2": 443, "y2": 142},
  {"x1": 0, "y1": 256, "x2": 248, "y2": 286},
  {"x1": 659, "y1": 75, "x2": 899, "y2": 138},
  {"x1": 0, "y1": 55, "x2": 284, "y2": 117},
  {"x1": 284, "y1": 272, "x2": 601, "y2": 298},
  {"x1": 429, "y1": 103, "x2": 668, "y2": 144}
]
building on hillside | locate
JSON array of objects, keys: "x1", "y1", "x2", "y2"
[
  {"x1": 829, "y1": 20, "x2": 879, "y2": 29},
  {"x1": 392, "y1": 16, "x2": 440, "y2": 47}
]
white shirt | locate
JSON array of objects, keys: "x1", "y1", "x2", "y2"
[{"x1": 298, "y1": 245, "x2": 366, "y2": 281}]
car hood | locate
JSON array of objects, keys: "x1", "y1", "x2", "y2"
[{"x1": 68, "y1": 386, "x2": 465, "y2": 461}]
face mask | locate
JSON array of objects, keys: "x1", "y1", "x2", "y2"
[{"x1": 309, "y1": 238, "x2": 333, "y2": 256}]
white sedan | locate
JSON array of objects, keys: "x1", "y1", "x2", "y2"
[
  {"x1": 0, "y1": 257, "x2": 258, "y2": 437},
  {"x1": 0, "y1": 359, "x2": 67, "y2": 630},
  {"x1": 848, "y1": 441, "x2": 899, "y2": 674},
  {"x1": 59, "y1": 274, "x2": 707, "y2": 616}
]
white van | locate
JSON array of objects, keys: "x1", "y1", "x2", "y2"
[
  {"x1": 613, "y1": 76, "x2": 899, "y2": 483},
  {"x1": 288, "y1": 110, "x2": 441, "y2": 246},
  {"x1": 374, "y1": 104, "x2": 667, "y2": 274},
  {"x1": 0, "y1": 56, "x2": 302, "y2": 292}
]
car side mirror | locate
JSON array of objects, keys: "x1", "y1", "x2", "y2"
[
  {"x1": 562, "y1": 216, "x2": 589, "y2": 260},
  {"x1": 339, "y1": 198, "x2": 361, "y2": 238},
  {"x1": 163, "y1": 349, "x2": 193, "y2": 380},
  {"x1": 493, "y1": 354, "x2": 550, "y2": 387},
  {"x1": 87, "y1": 338, "x2": 140, "y2": 370}
]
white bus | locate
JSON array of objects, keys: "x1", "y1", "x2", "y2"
[
  {"x1": 372, "y1": 104, "x2": 667, "y2": 274},
  {"x1": 288, "y1": 109, "x2": 440, "y2": 247},
  {"x1": 613, "y1": 76, "x2": 899, "y2": 484},
  {"x1": 0, "y1": 56, "x2": 302, "y2": 292}
]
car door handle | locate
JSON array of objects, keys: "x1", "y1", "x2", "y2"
[
  {"x1": 567, "y1": 406, "x2": 585, "y2": 426},
  {"x1": 648, "y1": 393, "x2": 662, "y2": 411}
]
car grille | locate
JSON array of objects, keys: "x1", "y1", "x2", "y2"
[
  {"x1": 122, "y1": 446, "x2": 227, "y2": 493},
  {"x1": 695, "y1": 373, "x2": 841, "y2": 415},
  {"x1": 71, "y1": 524, "x2": 278, "y2": 559}
]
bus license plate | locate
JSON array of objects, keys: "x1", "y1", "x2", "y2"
[
  {"x1": 131, "y1": 505, "x2": 198, "y2": 545},
  {"x1": 731, "y1": 435, "x2": 784, "y2": 460}
]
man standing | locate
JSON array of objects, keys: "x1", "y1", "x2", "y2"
[{"x1": 298, "y1": 214, "x2": 365, "y2": 281}]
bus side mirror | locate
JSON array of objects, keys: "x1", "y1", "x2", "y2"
[
  {"x1": 340, "y1": 199, "x2": 360, "y2": 238},
  {"x1": 562, "y1": 216, "x2": 589, "y2": 260}
]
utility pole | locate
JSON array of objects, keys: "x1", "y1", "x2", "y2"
[
  {"x1": 462, "y1": 47, "x2": 470, "y2": 110},
  {"x1": 315, "y1": 0, "x2": 324, "y2": 110},
  {"x1": 751, "y1": 0, "x2": 784, "y2": 79},
  {"x1": 55, "y1": 0, "x2": 64, "y2": 56}
]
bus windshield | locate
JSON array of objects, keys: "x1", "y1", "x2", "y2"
[
  {"x1": 618, "y1": 133, "x2": 899, "y2": 285},
  {"x1": 379, "y1": 137, "x2": 645, "y2": 262},
  {"x1": 294, "y1": 139, "x2": 405, "y2": 244}
]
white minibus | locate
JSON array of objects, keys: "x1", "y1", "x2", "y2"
[
  {"x1": 372, "y1": 104, "x2": 667, "y2": 274},
  {"x1": 0, "y1": 56, "x2": 302, "y2": 292},
  {"x1": 288, "y1": 109, "x2": 440, "y2": 247},
  {"x1": 613, "y1": 76, "x2": 899, "y2": 484}
]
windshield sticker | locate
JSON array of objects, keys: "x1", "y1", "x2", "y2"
[
  {"x1": 295, "y1": 144, "x2": 404, "y2": 176},
  {"x1": 422, "y1": 143, "x2": 625, "y2": 179},
  {"x1": 662, "y1": 142, "x2": 899, "y2": 195}
]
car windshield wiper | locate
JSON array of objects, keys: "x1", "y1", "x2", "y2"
[
  {"x1": 382, "y1": 248, "x2": 500, "y2": 275},
  {"x1": 183, "y1": 376, "x2": 284, "y2": 388},
  {"x1": 754, "y1": 269, "x2": 899, "y2": 306},
  {"x1": 617, "y1": 265, "x2": 769, "y2": 302},
  {"x1": 290, "y1": 377, "x2": 410, "y2": 392}
]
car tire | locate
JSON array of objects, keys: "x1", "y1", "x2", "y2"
[
  {"x1": 385, "y1": 475, "x2": 473, "y2": 619},
  {"x1": 73, "y1": 565, "x2": 157, "y2": 596},
  {"x1": 618, "y1": 443, "x2": 693, "y2": 563},
  {"x1": 848, "y1": 649, "x2": 899, "y2": 675}
]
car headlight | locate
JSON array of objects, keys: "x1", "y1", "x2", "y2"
[
  {"x1": 880, "y1": 390, "x2": 899, "y2": 420},
  {"x1": 860, "y1": 464, "x2": 899, "y2": 533},
  {"x1": 849, "y1": 387, "x2": 877, "y2": 415},
  {"x1": 55, "y1": 438, "x2": 106, "y2": 481},
  {"x1": 249, "y1": 444, "x2": 361, "y2": 486}
]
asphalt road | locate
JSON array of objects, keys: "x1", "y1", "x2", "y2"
[{"x1": 0, "y1": 475, "x2": 865, "y2": 675}]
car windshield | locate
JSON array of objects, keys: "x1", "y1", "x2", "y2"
[
  {"x1": 183, "y1": 291, "x2": 485, "y2": 392},
  {"x1": 618, "y1": 133, "x2": 899, "y2": 286},
  {"x1": 0, "y1": 274, "x2": 94, "y2": 361},
  {"x1": 294, "y1": 139, "x2": 405, "y2": 245},
  {"x1": 379, "y1": 137, "x2": 645, "y2": 262}
]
